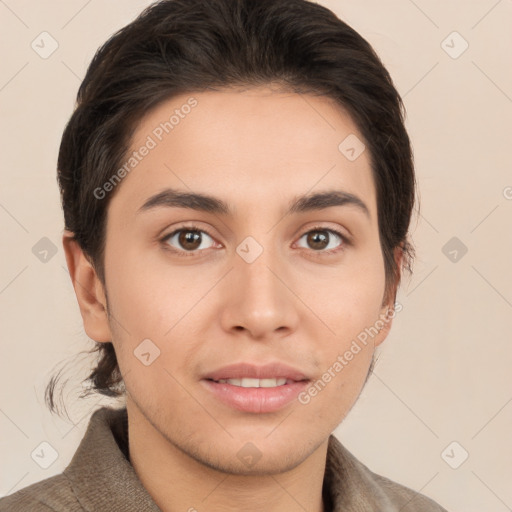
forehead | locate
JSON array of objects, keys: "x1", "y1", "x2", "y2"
[{"x1": 107, "y1": 86, "x2": 377, "y2": 220}]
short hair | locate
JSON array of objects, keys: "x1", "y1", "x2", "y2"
[{"x1": 48, "y1": 0, "x2": 416, "y2": 410}]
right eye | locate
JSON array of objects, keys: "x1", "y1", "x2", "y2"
[{"x1": 161, "y1": 225, "x2": 219, "y2": 257}]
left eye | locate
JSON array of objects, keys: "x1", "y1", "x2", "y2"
[{"x1": 296, "y1": 228, "x2": 345, "y2": 253}]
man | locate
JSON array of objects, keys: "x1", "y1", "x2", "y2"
[{"x1": 0, "y1": 0, "x2": 448, "y2": 510}]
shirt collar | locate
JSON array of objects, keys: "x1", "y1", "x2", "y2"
[{"x1": 64, "y1": 406, "x2": 160, "y2": 511}]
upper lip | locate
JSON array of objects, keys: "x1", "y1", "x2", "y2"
[{"x1": 203, "y1": 362, "x2": 311, "y2": 381}]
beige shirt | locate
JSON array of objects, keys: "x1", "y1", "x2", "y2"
[{"x1": 0, "y1": 406, "x2": 448, "y2": 511}]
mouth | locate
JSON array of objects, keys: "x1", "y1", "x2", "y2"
[
  {"x1": 201, "y1": 377, "x2": 311, "y2": 413},
  {"x1": 201, "y1": 361, "x2": 312, "y2": 413}
]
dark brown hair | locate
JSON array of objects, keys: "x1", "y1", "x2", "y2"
[{"x1": 46, "y1": 0, "x2": 416, "y2": 415}]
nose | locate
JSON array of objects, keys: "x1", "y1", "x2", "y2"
[{"x1": 219, "y1": 244, "x2": 299, "y2": 340}]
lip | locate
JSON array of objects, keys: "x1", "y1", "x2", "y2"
[
  {"x1": 201, "y1": 361, "x2": 311, "y2": 414},
  {"x1": 201, "y1": 379, "x2": 310, "y2": 413},
  {"x1": 202, "y1": 362, "x2": 310, "y2": 381}
]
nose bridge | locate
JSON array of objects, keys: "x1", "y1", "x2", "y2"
[
  {"x1": 237, "y1": 232, "x2": 283, "y2": 308},
  {"x1": 242, "y1": 244, "x2": 278, "y2": 293}
]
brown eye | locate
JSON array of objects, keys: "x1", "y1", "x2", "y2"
[
  {"x1": 163, "y1": 227, "x2": 215, "y2": 254},
  {"x1": 306, "y1": 231, "x2": 329, "y2": 250},
  {"x1": 297, "y1": 228, "x2": 346, "y2": 253},
  {"x1": 178, "y1": 230, "x2": 202, "y2": 250}
]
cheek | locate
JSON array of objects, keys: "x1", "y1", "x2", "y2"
[
  {"x1": 103, "y1": 242, "x2": 208, "y2": 371},
  {"x1": 298, "y1": 271, "x2": 383, "y2": 418},
  {"x1": 307, "y1": 250, "x2": 386, "y2": 381},
  {"x1": 309, "y1": 252, "x2": 386, "y2": 337},
  {"x1": 104, "y1": 240, "x2": 175, "y2": 323}
]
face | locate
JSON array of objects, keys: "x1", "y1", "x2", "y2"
[{"x1": 85, "y1": 86, "x2": 398, "y2": 474}]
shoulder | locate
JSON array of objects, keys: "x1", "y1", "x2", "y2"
[
  {"x1": 326, "y1": 435, "x2": 449, "y2": 511},
  {"x1": 0, "y1": 473, "x2": 82, "y2": 512},
  {"x1": 364, "y1": 469, "x2": 448, "y2": 511}
]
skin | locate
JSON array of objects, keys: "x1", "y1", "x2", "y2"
[{"x1": 63, "y1": 85, "x2": 402, "y2": 512}]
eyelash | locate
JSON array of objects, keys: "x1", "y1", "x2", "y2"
[{"x1": 160, "y1": 224, "x2": 350, "y2": 258}]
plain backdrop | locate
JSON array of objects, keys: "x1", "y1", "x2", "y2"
[{"x1": 1, "y1": 1, "x2": 511, "y2": 511}]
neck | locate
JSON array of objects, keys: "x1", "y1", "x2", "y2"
[{"x1": 126, "y1": 397, "x2": 327, "y2": 512}]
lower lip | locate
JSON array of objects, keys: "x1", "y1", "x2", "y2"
[{"x1": 201, "y1": 379, "x2": 310, "y2": 413}]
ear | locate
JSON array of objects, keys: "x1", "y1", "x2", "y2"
[
  {"x1": 374, "y1": 245, "x2": 404, "y2": 347},
  {"x1": 62, "y1": 230, "x2": 112, "y2": 343}
]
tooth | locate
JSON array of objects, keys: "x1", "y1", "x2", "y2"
[
  {"x1": 259, "y1": 378, "x2": 279, "y2": 387},
  {"x1": 215, "y1": 377, "x2": 289, "y2": 388},
  {"x1": 240, "y1": 378, "x2": 260, "y2": 387}
]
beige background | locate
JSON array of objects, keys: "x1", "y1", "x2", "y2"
[{"x1": 1, "y1": 1, "x2": 511, "y2": 510}]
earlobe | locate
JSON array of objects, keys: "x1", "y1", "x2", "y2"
[{"x1": 62, "y1": 230, "x2": 112, "y2": 343}]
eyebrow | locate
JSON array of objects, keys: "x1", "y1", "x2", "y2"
[{"x1": 137, "y1": 187, "x2": 370, "y2": 219}]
